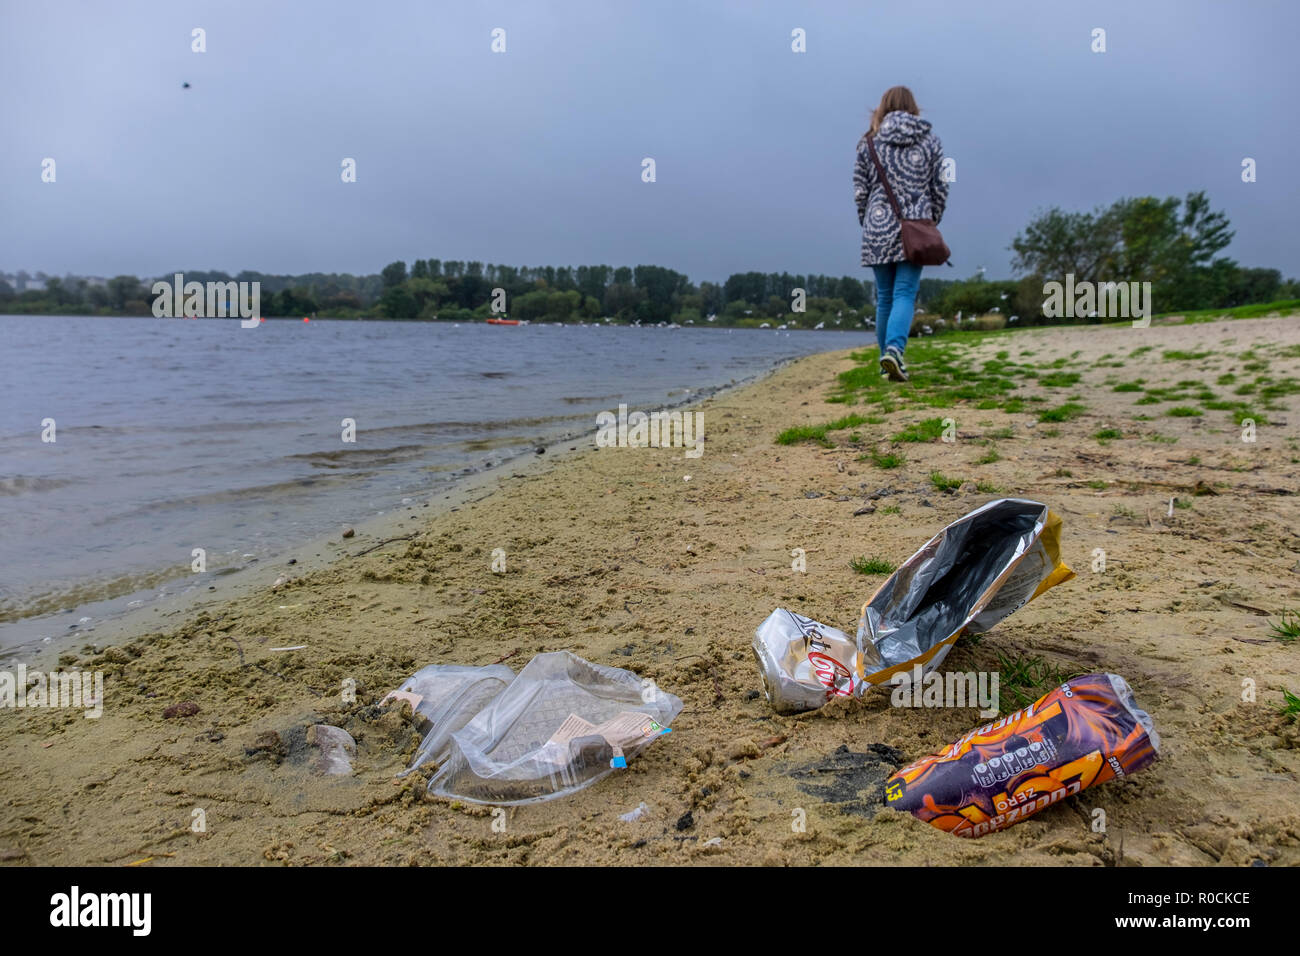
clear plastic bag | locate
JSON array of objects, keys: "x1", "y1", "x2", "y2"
[
  {"x1": 388, "y1": 664, "x2": 515, "y2": 776},
  {"x1": 428, "y1": 651, "x2": 682, "y2": 805}
]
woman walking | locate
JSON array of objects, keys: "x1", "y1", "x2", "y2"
[{"x1": 854, "y1": 86, "x2": 948, "y2": 382}]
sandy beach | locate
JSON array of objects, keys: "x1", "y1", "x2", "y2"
[{"x1": 2, "y1": 315, "x2": 1298, "y2": 867}]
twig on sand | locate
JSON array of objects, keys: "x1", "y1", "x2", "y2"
[
  {"x1": 224, "y1": 634, "x2": 246, "y2": 665},
  {"x1": 354, "y1": 533, "x2": 418, "y2": 557},
  {"x1": 491, "y1": 649, "x2": 520, "y2": 665},
  {"x1": 224, "y1": 632, "x2": 322, "y2": 697},
  {"x1": 794, "y1": 512, "x2": 834, "y2": 523},
  {"x1": 1226, "y1": 601, "x2": 1271, "y2": 616}
]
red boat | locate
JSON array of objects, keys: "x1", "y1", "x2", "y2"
[{"x1": 485, "y1": 317, "x2": 520, "y2": 326}]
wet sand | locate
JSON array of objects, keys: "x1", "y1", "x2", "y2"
[{"x1": 2, "y1": 315, "x2": 1298, "y2": 866}]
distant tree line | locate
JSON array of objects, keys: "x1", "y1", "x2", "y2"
[
  {"x1": 4, "y1": 191, "x2": 1294, "y2": 327},
  {"x1": 0, "y1": 261, "x2": 877, "y2": 329}
]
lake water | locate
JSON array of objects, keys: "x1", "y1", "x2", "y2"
[{"x1": 0, "y1": 316, "x2": 871, "y2": 649}]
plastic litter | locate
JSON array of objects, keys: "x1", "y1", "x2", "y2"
[
  {"x1": 619, "y1": 801, "x2": 650, "y2": 822},
  {"x1": 307, "y1": 724, "x2": 356, "y2": 776},
  {"x1": 385, "y1": 664, "x2": 515, "y2": 775},
  {"x1": 428, "y1": 651, "x2": 682, "y2": 805},
  {"x1": 754, "y1": 498, "x2": 1074, "y2": 713},
  {"x1": 884, "y1": 672, "x2": 1159, "y2": 838}
]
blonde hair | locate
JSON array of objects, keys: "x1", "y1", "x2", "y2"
[{"x1": 869, "y1": 86, "x2": 921, "y2": 136}]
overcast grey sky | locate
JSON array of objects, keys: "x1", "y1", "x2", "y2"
[{"x1": 2, "y1": 0, "x2": 1297, "y2": 284}]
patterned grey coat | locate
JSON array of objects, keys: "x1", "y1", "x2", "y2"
[{"x1": 853, "y1": 111, "x2": 948, "y2": 266}]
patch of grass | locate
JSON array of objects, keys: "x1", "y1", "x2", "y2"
[
  {"x1": 850, "y1": 556, "x2": 896, "y2": 575},
  {"x1": 776, "y1": 413, "x2": 869, "y2": 447},
  {"x1": 1216, "y1": 373, "x2": 1237, "y2": 385},
  {"x1": 893, "y1": 417, "x2": 947, "y2": 443},
  {"x1": 1270, "y1": 609, "x2": 1300, "y2": 643},
  {"x1": 1166, "y1": 406, "x2": 1203, "y2": 417},
  {"x1": 880, "y1": 504, "x2": 901, "y2": 515},
  {"x1": 1281, "y1": 688, "x2": 1300, "y2": 723},
  {"x1": 1055, "y1": 467, "x2": 1073, "y2": 478},
  {"x1": 1172, "y1": 497, "x2": 1192, "y2": 510},
  {"x1": 1087, "y1": 479, "x2": 1107, "y2": 490},
  {"x1": 1260, "y1": 377, "x2": 1300, "y2": 402},
  {"x1": 1129, "y1": 345, "x2": 1153, "y2": 357},
  {"x1": 1038, "y1": 402, "x2": 1086, "y2": 422},
  {"x1": 976, "y1": 480, "x2": 1002, "y2": 494},
  {"x1": 1039, "y1": 371, "x2": 1082, "y2": 388},
  {"x1": 1094, "y1": 427, "x2": 1123, "y2": 442},
  {"x1": 1162, "y1": 349, "x2": 1211, "y2": 361},
  {"x1": 1113, "y1": 381, "x2": 1144, "y2": 392},
  {"x1": 776, "y1": 424, "x2": 833, "y2": 446},
  {"x1": 996, "y1": 652, "x2": 1074, "y2": 713},
  {"x1": 1040, "y1": 427, "x2": 1060, "y2": 437},
  {"x1": 930, "y1": 472, "x2": 963, "y2": 492},
  {"x1": 1161, "y1": 297, "x2": 1300, "y2": 323},
  {"x1": 988, "y1": 426, "x2": 1014, "y2": 440},
  {"x1": 977, "y1": 447, "x2": 1001, "y2": 465},
  {"x1": 868, "y1": 449, "x2": 904, "y2": 469}
]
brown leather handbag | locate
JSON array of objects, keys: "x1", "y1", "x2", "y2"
[{"x1": 867, "y1": 136, "x2": 951, "y2": 267}]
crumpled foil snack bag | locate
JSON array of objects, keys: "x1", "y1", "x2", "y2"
[
  {"x1": 753, "y1": 498, "x2": 1073, "y2": 713},
  {"x1": 884, "y1": 672, "x2": 1160, "y2": 838}
]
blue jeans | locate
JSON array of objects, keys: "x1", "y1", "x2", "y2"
[{"x1": 871, "y1": 262, "x2": 923, "y2": 356}]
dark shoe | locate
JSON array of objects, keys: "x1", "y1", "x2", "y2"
[{"x1": 880, "y1": 346, "x2": 909, "y2": 382}]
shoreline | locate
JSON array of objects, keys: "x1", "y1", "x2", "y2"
[
  {"x1": 2, "y1": 319, "x2": 1298, "y2": 867},
  {"x1": 2, "y1": 350, "x2": 810, "y2": 672}
]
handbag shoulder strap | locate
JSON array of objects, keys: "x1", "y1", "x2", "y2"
[{"x1": 865, "y1": 136, "x2": 904, "y2": 220}]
